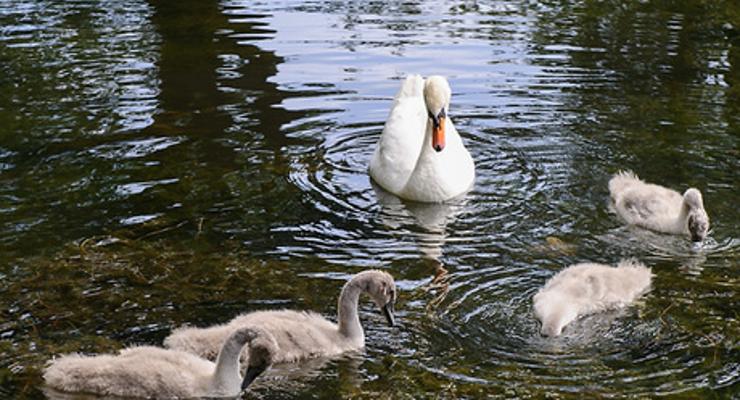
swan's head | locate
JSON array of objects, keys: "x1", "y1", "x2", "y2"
[
  {"x1": 533, "y1": 291, "x2": 579, "y2": 337},
  {"x1": 241, "y1": 328, "x2": 279, "y2": 390},
  {"x1": 355, "y1": 270, "x2": 397, "y2": 327},
  {"x1": 424, "y1": 76, "x2": 452, "y2": 153},
  {"x1": 683, "y1": 188, "x2": 709, "y2": 242}
]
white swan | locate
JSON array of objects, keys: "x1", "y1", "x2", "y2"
[
  {"x1": 608, "y1": 170, "x2": 710, "y2": 242},
  {"x1": 164, "y1": 270, "x2": 396, "y2": 383},
  {"x1": 369, "y1": 75, "x2": 475, "y2": 202},
  {"x1": 43, "y1": 327, "x2": 277, "y2": 398},
  {"x1": 533, "y1": 259, "x2": 653, "y2": 337}
]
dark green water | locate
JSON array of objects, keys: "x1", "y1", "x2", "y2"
[{"x1": 1, "y1": 0, "x2": 738, "y2": 398}]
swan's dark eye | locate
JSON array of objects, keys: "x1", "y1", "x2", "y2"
[{"x1": 427, "y1": 109, "x2": 447, "y2": 126}]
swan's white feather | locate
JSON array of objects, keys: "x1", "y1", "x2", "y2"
[{"x1": 370, "y1": 75, "x2": 475, "y2": 202}]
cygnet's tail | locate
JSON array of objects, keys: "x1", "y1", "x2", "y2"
[
  {"x1": 615, "y1": 258, "x2": 650, "y2": 273},
  {"x1": 44, "y1": 353, "x2": 111, "y2": 394},
  {"x1": 615, "y1": 258, "x2": 653, "y2": 296},
  {"x1": 608, "y1": 170, "x2": 640, "y2": 198}
]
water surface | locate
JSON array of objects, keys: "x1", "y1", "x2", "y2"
[{"x1": 1, "y1": 0, "x2": 738, "y2": 398}]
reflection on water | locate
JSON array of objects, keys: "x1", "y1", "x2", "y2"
[
  {"x1": 0, "y1": 0, "x2": 738, "y2": 398},
  {"x1": 372, "y1": 180, "x2": 467, "y2": 263}
]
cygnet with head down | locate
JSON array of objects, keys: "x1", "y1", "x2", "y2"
[
  {"x1": 533, "y1": 259, "x2": 653, "y2": 337},
  {"x1": 608, "y1": 170, "x2": 709, "y2": 242}
]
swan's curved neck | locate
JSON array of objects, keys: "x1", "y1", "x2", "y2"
[
  {"x1": 413, "y1": 121, "x2": 438, "y2": 166},
  {"x1": 337, "y1": 279, "x2": 364, "y2": 340},
  {"x1": 210, "y1": 334, "x2": 245, "y2": 392},
  {"x1": 421, "y1": 120, "x2": 434, "y2": 150}
]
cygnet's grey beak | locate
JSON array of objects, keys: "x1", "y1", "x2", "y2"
[
  {"x1": 540, "y1": 322, "x2": 562, "y2": 337},
  {"x1": 382, "y1": 301, "x2": 395, "y2": 327},
  {"x1": 690, "y1": 231, "x2": 706, "y2": 243},
  {"x1": 690, "y1": 240, "x2": 704, "y2": 252},
  {"x1": 241, "y1": 363, "x2": 268, "y2": 390}
]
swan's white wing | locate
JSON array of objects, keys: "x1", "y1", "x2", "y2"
[{"x1": 369, "y1": 75, "x2": 426, "y2": 194}]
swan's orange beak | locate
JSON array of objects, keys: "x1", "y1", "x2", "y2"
[{"x1": 432, "y1": 116, "x2": 445, "y2": 152}]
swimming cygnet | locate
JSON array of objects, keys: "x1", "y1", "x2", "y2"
[
  {"x1": 44, "y1": 326, "x2": 276, "y2": 398},
  {"x1": 608, "y1": 170, "x2": 710, "y2": 242},
  {"x1": 533, "y1": 259, "x2": 652, "y2": 337},
  {"x1": 164, "y1": 270, "x2": 396, "y2": 387}
]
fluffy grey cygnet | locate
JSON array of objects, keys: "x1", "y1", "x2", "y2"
[
  {"x1": 164, "y1": 270, "x2": 397, "y2": 386},
  {"x1": 44, "y1": 326, "x2": 276, "y2": 398},
  {"x1": 533, "y1": 259, "x2": 652, "y2": 337},
  {"x1": 608, "y1": 170, "x2": 709, "y2": 242}
]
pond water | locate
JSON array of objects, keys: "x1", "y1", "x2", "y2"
[{"x1": 1, "y1": 0, "x2": 738, "y2": 398}]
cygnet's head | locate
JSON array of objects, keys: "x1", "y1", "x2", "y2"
[
  {"x1": 229, "y1": 326, "x2": 260, "y2": 345},
  {"x1": 534, "y1": 292, "x2": 579, "y2": 337},
  {"x1": 423, "y1": 76, "x2": 452, "y2": 153},
  {"x1": 683, "y1": 188, "x2": 709, "y2": 242},
  {"x1": 241, "y1": 328, "x2": 279, "y2": 390},
  {"x1": 355, "y1": 270, "x2": 397, "y2": 327}
]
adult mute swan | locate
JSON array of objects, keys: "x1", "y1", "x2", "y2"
[
  {"x1": 608, "y1": 171, "x2": 710, "y2": 242},
  {"x1": 164, "y1": 270, "x2": 397, "y2": 386},
  {"x1": 533, "y1": 259, "x2": 652, "y2": 337},
  {"x1": 43, "y1": 327, "x2": 276, "y2": 398},
  {"x1": 369, "y1": 75, "x2": 475, "y2": 202}
]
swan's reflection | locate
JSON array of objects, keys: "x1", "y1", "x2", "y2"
[
  {"x1": 371, "y1": 181, "x2": 468, "y2": 311},
  {"x1": 371, "y1": 181, "x2": 466, "y2": 262}
]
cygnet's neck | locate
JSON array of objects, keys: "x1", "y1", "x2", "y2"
[
  {"x1": 210, "y1": 333, "x2": 246, "y2": 394},
  {"x1": 677, "y1": 199, "x2": 698, "y2": 232},
  {"x1": 337, "y1": 279, "x2": 365, "y2": 341}
]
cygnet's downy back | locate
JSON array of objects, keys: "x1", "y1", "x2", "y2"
[{"x1": 533, "y1": 259, "x2": 652, "y2": 337}]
